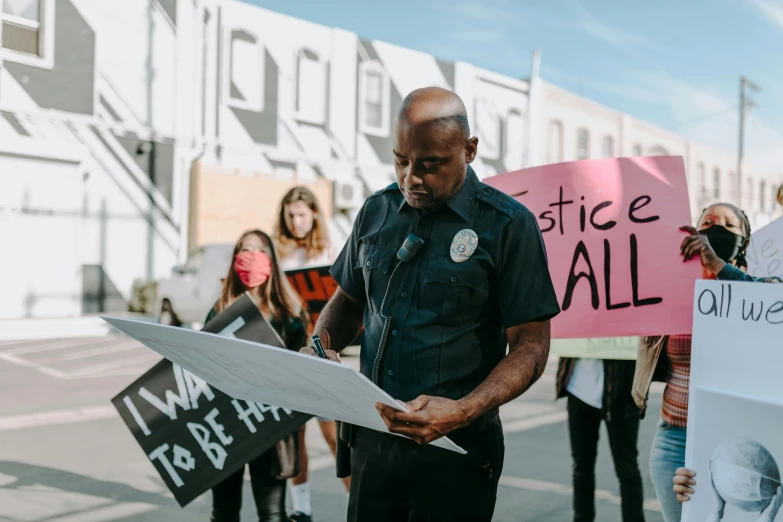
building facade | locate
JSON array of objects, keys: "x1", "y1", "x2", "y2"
[{"x1": 0, "y1": 0, "x2": 779, "y2": 319}]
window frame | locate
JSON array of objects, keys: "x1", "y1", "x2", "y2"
[
  {"x1": 602, "y1": 135, "x2": 614, "y2": 158},
  {"x1": 547, "y1": 119, "x2": 564, "y2": 164},
  {"x1": 222, "y1": 27, "x2": 265, "y2": 112},
  {"x1": 358, "y1": 59, "x2": 390, "y2": 138},
  {"x1": 504, "y1": 108, "x2": 525, "y2": 168},
  {"x1": 293, "y1": 47, "x2": 327, "y2": 125},
  {"x1": 576, "y1": 128, "x2": 590, "y2": 160},
  {"x1": 712, "y1": 167, "x2": 721, "y2": 199},
  {"x1": 0, "y1": 0, "x2": 55, "y2": 69}
]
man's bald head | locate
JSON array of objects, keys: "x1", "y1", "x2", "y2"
[
  {"x1": 397, "y1": 87, "x2": 470, "y2": 140},
  {"x1": 393, "y1": 87, "x2": 478, "y2": 209}
]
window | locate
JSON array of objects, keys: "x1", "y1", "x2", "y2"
[
  {"x1": 295, "y1": 48, "x2": 327, "y2": 125},
  {"x1": 747, "y1": 177, "x2": 754, "y2": 207},
  {"x1": 477, "y1": 98, "x2": 501, "y2": 159},
  {"x1": 358, "y1": 60, "x2": 390, "y2": 137},
  {"x1": 760, "y1": 181, "x2": 767, "y2": 212},
  {"x1": 224, "y1": 29, "x2": 264, "y2": 112},
  {"x1": 632, "y1": 143, "x2": 643, "y2": 156},
  {"x1": 602, "y1": 135, "x2": 614, "y2": 158},
  {"x1": 727, "y1": 171, "x2": 736, "y2": 202},
  {"x1": 1, "y1": 0, "x2": 53, "y2": 67},
  {"x1": 577, "y1": 128, "x2": 590, "y2": 160},
  {"x1": 504, "y1": 109, "x2": 524, "y2": 168},
  {"x1": 713, "y1": 168, "x2": 720, "y2": 199},
  {"x1": 649, "y1": 145, "x2": 670, "y2": 156},
  {"x1": 697, "y1": 163, "x2": 707, "y2": 202},
  {"x1": 547, "y1": 120, "x2": 564, "y2": 164}
]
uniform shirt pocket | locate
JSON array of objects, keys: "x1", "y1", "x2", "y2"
[
  {"x1": 418, "y1": 255, "x2": 489, "y2": 326},
  {"x1": 357, "y1": 243, "x2": 397, "y2": 314}
]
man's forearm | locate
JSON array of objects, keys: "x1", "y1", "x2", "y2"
[
  {"x1": 458, "y1": 322, "x2": 550, "y2": 422},
  {"x1": 312, "y1": 289, "x2": 365, "y2": 353}
]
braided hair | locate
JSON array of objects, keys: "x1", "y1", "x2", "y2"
[{"x1": 698, "y1": 202, "x2": 751, "y2": 271}]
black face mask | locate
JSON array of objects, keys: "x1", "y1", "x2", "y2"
[{"x1": 699, "y1": 225, "x2": 747, "y2": 263}]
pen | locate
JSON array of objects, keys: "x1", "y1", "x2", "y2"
[{"x1": 311, "y1": 335, "x2": 328, "y2": 359}]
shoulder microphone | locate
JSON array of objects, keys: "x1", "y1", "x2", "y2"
[{"x1": 397, "y1": 234, "x2": 425, "y2": 263}]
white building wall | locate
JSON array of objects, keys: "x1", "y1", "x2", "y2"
[{"x1": 0, "y1": 0, "x2": 779, "y2": 318}]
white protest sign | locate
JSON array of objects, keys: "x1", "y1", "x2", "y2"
[
  {"x1": 683, "y1": 280, "x2": 783, "y2": 522},
  {"x1": 747, "y1": 215, "x2": 783, "y2": 280},
  {"x1": 101, "y1": 316, "x2": 465, "y2": 454}
]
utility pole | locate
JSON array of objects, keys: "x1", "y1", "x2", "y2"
[{"x1": 737, "y1": 76, "x2": 760, "y2": 206}]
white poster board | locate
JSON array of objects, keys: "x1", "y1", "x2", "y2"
[
  {"x1": 747, "y1": 215, "x2": 783, "y2": 280},
  {"x1": 102, "y1": 317, "x2": 465, "y2": 454},
  {"x1": 684, "y1": 280, "x2": 783, "y2": 521}
]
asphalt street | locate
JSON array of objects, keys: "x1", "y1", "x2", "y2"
[{"x1": 0, "y1": 334, "x2": 667, "y2": 522}]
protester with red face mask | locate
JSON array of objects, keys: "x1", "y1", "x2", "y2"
[{"x1": 206, "y1": 230, "x2": 310, "y2": 522}]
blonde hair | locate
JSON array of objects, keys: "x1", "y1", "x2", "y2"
[{"x1": 275, "y1": 186, "x2": 330, "y2": 261}]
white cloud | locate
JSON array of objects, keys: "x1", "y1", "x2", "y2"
[
  {"x1": 453, "y1": 2, "x2": 510, "y2": 23},
  {"x1": 634, "y1": 68, "x2": 783, "y2": 172},
  {"x1": 450, "y1": 29, "x2": 504, "y2": 45},
  {"x1": 745, "y1": 0, "x2": 783, "y2": 30},
  {"x1": 566, "y1": 0, "x2": 662, "y2": 56},
  {"x1": 545, "y1": 68, "x2": 662, "y2": 104}
]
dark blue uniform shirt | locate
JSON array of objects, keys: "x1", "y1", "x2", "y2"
[{"x1": 331, "y1": 167, "x2": 560, "y2": 402}]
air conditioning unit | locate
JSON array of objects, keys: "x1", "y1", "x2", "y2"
[{"x1": 334, "y1": 179, "x2": 366, "y2": 210}]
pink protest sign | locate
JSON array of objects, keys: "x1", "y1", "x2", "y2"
[{"x1": 485, "y1": 156, "x2": 700, "y2": 338}]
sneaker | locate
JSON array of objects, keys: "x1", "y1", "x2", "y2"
[{"x1": 289, "y1": 513, "x2": 313, "y2": 522}]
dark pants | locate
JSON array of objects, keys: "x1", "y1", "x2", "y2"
[
  {"x1": 567, "y1": 394, "x2": 645, "y2": 522},
  {"x1": 211, "y1": 449, "x2": 286, "y2": 522},
  {"x1": 347, "y1": 420, "x2": 504, "y2": 522}
]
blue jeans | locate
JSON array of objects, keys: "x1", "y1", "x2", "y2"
[{"x1": 648, "y1": 421, "x2": 686, "y2": 522}]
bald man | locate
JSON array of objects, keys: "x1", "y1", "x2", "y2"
[{"x1": 301, "y1": 87, "x2": 560, "y2": 521}]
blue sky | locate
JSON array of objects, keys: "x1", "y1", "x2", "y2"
[{"x1": 251, "y1": 0, "x2": 783, "y2": 172}]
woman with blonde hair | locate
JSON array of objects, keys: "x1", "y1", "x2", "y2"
[
  {"x1": 275, "y1": 186, "x2": 345, "y2": 522},
  {"x1": 207, "y1": 229, "x2": 309, "y2": 522}
]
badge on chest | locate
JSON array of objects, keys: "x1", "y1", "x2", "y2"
[{"x1": 450, "y1": 229, "x2": 479, "y2": 263}]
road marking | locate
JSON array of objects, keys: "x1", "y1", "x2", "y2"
[
  {"x1": 44, "y1": 501, "x2": 155, "y2": 522},
  {"x1": 504, "y1": 410, "x2": 568, "y2": 433},
  {"x1": 6, "y1": 338, "x2": 118, "y2": 356},
  {"x1": 35, "y1": 341, "x2": 142, "y2": 364},
  {"x1": 73, "y1": 367, "x2": 157, "y2": 379},
  {"x1": 0, "y1": 405, "x2": 117, "y2": 431},
  {"x1": 0, "y1": 352, "x2": 69, "y2": 378},
  {"x1": 67, "y1": 354, "x2": 161, "y2": 377},
  {"x1": 498, "y1": 476, "x2": 662, "y2": 512}
]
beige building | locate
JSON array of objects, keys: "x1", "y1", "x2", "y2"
[{"x1": 527, "y1": 77, "x2": 782, "y2": 229}]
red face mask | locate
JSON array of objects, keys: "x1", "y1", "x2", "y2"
[{"x1": 234, "y1": 251, "x2": 273, "y2": 288}]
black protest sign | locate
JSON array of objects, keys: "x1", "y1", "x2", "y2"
[
  {"x1": 285, "y1": 265, "x2": 363, "y2": 344},
  {"x1": 284, "y1": 265, "x2": 337, "y2": 323},
  {"x1": 111, "y1": 294, "x2": 311, "y2": 507}
]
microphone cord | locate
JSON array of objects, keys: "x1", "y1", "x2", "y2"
[{"x1": 372, "y1": 260, "x2": 401, "y2": 385}]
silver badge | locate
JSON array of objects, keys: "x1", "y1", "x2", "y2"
[{"x1": 450, "y1": 229, "x2": 478, "y2": 263}]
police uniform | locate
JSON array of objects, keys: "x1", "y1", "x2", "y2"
[{"x1": 330, "y1": 166, "x2": 560, "y2": 521}]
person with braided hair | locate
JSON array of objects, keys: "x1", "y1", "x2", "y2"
[{"x1": 630, "y1": 203, "x2": 781, "y2": 522}]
